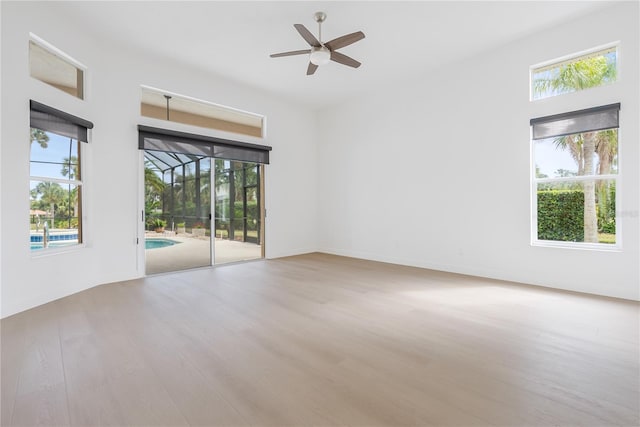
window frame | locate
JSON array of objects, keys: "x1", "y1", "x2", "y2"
[
  {"x1": 29, "y1": 101, "x2": 93, "y2": 255},
  {"x1": 530, "y1": 106, "x2": 621, "y2": 251}
]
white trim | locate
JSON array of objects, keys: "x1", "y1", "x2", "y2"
[
  {"x1": 614, "y1": 125, "x2": 623, "y2": 250},
  {"x1": 29, "y1": 33, "x2": 88, "y2": 71},
  {"x1": 535, "y1": 174, "x2": 618, "y2": 184},
  {"x1": 138, "y1": 151, "x2": 145, "y2": 276},
  {"x1": 532, "y1": 240, "x2": 621, "y2": 252},
  {"x1": 531, "y1": 43, "x2": 618, "y2": 73},
  {"x1": 210, "y1": 162, "x2": 215, "y2": 266},
  {"x1": 30, "y1": 243, "x2": 87, "y2": 258},
  {"x1": 29, "y1": 176, "x2": 82, "y2": 186}
]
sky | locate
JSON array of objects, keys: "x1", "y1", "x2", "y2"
[
  {"x1": 30, "y1": 132, "x2": 77, "y2": 180},
  {"x1": 30, "y1": 131, "x2": 78, "y2": 193},
  {"x1": 534, "y1": 138, "x2": 580, "y2": 178}
]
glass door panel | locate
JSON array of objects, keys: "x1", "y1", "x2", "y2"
[
  {"x1": 214, "y1": 160, "x2": 262, "y2": 264},
  {"x1": 144, "y1": 153, "x2": 212, "y2": 274}
]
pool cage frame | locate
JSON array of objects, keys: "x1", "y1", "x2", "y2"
[{"x1": 144, "y1": 150, "x2": 262, "y2": 245}]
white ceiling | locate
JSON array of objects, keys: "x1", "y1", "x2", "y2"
[{"x1": 55, "y1": 1, "x2": 613, "y2": 110}]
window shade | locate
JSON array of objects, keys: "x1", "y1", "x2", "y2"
[
  {"x1": 530, "y1": 103, "x2": 620, "y2": 140},
  {"x1": 30, "y1": 100, "x2": 93, "y2": 142},
  {"x1": 138, "y1": 125, "x2": 272, "y2": 164}
]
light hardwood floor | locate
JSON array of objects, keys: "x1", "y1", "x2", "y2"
[{"x1": 2, "y1": 253, "x2": 638, "y2": 426}]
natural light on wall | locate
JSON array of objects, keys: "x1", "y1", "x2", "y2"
[
  {"x1": 531, "y1": 45, "x2": 618, "y2": 101},
  {"x1": 140, "y1": 87, "x2": 264, "y2": 138}
]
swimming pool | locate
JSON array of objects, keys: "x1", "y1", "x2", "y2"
[
  {"x1": 31, "y1": 233, "x2": 78, "y2": 243},
  {"x1": 31, "y1": 241, "x2": 78, "y2": 250},
  {"x1": 146, "y1": 238, "x2": 180, "y2": 250}
]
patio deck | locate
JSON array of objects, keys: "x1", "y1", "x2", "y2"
[{"x1": 145, "y1": 233, "x2": 261, "y2": 275}]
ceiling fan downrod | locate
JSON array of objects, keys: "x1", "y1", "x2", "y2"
[{"x1": 314, "y1": 11, "x2": 326, "y2": 43}]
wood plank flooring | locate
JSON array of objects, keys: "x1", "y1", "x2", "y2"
[{"x1": 2, "y1": 253, "x2": 638, "y2": 426}]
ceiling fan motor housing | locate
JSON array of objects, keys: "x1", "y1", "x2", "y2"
[{"x1": 314, "y1": 11, "x2": 327, "y2": 23}]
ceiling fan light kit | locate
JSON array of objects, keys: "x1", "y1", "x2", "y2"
[
  {"x1": 270, "y1": 11, "x2": 365, "y2": 75},
  {"x1": 309, "y1": 46, "x2": 331, "y2": 66}
]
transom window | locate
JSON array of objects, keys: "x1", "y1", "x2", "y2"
[
  {"x1": 29, "y1": 37, "x2": 85, "y2": 99},
  {"x1": 140, "y1": 87, "x2": 265, "y2": 138},
  {"x1": 531, "y1": 45, "x2": 617, "y2": 101}
]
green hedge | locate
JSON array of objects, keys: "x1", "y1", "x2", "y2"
[
  {"x1": 216, "y1": 200, "x2": 260, "y2": 230},
  {"x1": 598, "y1": 182, "x2": 616, "y2": 234},
  {"x1": 236, "y1": 201, "x2": 258, "y2": 230},
  {"x1": 537, "y1": 190, "x2": 584, "y2": 242}
]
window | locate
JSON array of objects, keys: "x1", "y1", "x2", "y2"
[
  {"x1": 140, "y1": 87, "x2": 264, "y2": 138},
  {"x1": 30, "y1": 101, "x2": 93, "y2": 251},
  {"x1": 29, "y1": 37, "x2": 85, "y2": 99},
  {"x1": 531, "y1": 103, "x2": 620, "y2": 247},
  {"x1": 531, "y1": 46, "x2": 617, "y2": 100}
]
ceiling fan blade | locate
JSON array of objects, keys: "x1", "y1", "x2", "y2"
[
  {"x1": 270, "y1": 49, "x2": 311, "y2": 58},
  {"x1": 325, "y1": 31, "x2": 365, "y2": 51},
  {"x1": 330, "y1": 51, "x2": 361, "y2": 68},
  {"x1": 307, "y1": 62, "x2": 318, "y2": 75},
  {"x1": 294, "y1": 24, "x2": 321, "y2": 47}
]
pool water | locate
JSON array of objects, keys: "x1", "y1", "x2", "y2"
[
  {"x1": 31, "y1": 241, "x2": 78, "y2": 250},
  {"x1": 31, "y1": 238, "x2": 180, "y2": 250},
  {"x1": 146, "y1": 238, "x2": 180, "y2": 250}
]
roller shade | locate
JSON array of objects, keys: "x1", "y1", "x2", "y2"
[
  {"x1": 138, "y1": 125, "x2": 271, "y2": 164},
  {"x1": 30, "y1": 100, "x2": 93, "y2": 142},
  {"x1": 530, "y1": 103, "x2": 620, "y2": 140}
]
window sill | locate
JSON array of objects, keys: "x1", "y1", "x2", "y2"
[
  {"x1": 531, "y1": 240, "x2": 621, "y2": 252},
  {"x1": 30, "y1": 243, "x2": 87, "y2": 258}
]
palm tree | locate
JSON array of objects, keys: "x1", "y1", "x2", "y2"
[
  {"x1": 594, "y1": 130, "x2": 618, "y2": 231},
  {"x1": 32, "y1": 181, "x2": 65, "y2": 227},
  {"x1": 533, "y1": 54, "x2": 617, "y2": 243},
  {"x1": 30, "y1": 128, "x2": 49, "y2": 148},
  {"x1": 534, "y1": 55, "x2": 616, "y2": 96},
  {"x1": 61, "y1": 156, "x2": 79, "y2": 180},
  {"x1": 59, "y1": 156, "x2": 82, "y2": 228},
  {"x1": 144, "y1": 160, "x2": 166, "y2": 217}
]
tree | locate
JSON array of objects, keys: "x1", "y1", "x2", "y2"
[
  {"x1": 59, "y1": 156, "x2": 81, "y2": 228},
  {"x1": 31, "y1": 181, "x2": 65, "y2": 228},
  {"x1": 61, "y1": 156, "x2": 79, "y2": 180},
  {"x1": 533, "y1": 55, "x2": 617, "y2": 243},
  {"x1": 144, "y1": 161, "x2": 166, "y2": 216},
  {"x1": 32, "y1": 181, "x2": 65, "y2": 207},
  {"x1": 594, "y1": 130, "x2": 618, "y2": 232},
  {"x1": 30, "y1": 128, "x2": 49, "y2": 148},
  {"x1": 534, "y1": 55, "x2": 616, "y2": 97}
]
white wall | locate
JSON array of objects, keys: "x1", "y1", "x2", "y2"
[
  {"x1": 1, "y1": 2, "x2": 318, "y2": 317},
  {"x1": 317, "y1": 2, "x2": 639, "y2": 301}
]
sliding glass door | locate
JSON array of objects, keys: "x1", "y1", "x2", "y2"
[
  {"x1": 139, "y1": 125, "x2": 270, "y2": 274},
  {"x1": 144, "y1": 155, "x2": 264, "y2": 273},
  {"x1": 214, "y1": 160, "x2": 263, "y2": 265}
]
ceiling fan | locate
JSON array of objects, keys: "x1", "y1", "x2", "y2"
[{"x1": 270, "y1": 12, "x2": 365, "y2": 76}]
